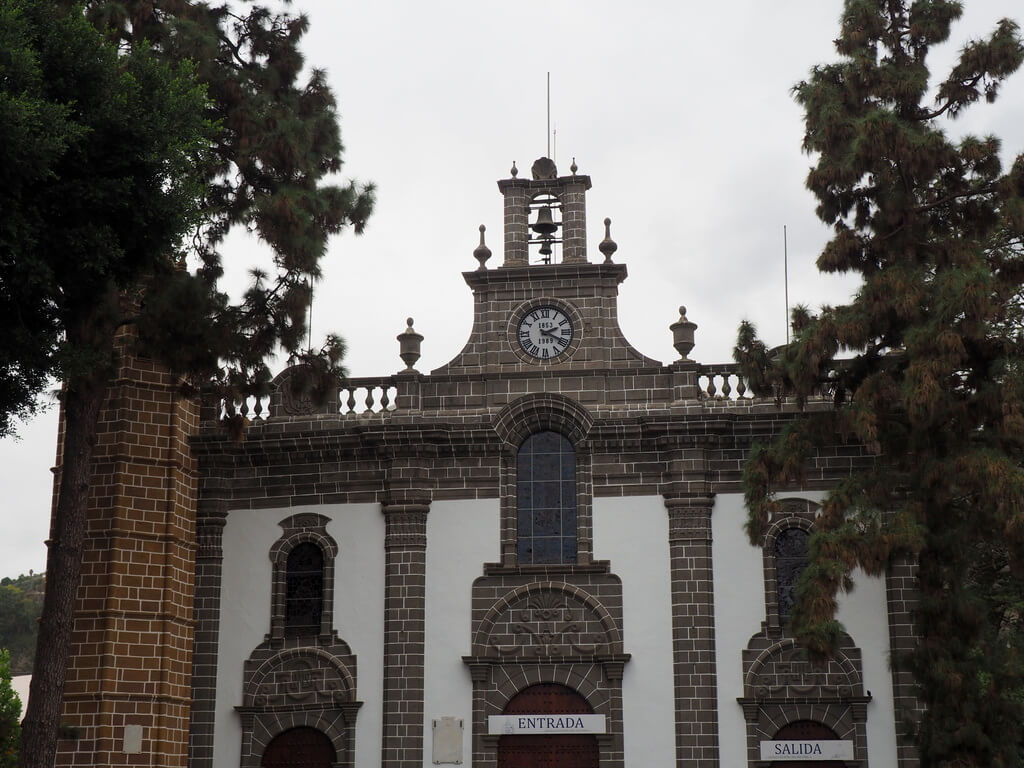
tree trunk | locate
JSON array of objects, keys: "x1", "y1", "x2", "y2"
[{"x1": 19, "y1": 377, "x2": 106, "y2": 768}]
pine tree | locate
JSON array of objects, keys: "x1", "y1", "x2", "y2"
[
  {"x1": 0, "y1": 650, "x2": 22, "y2": 768},
  {"x1": 734, "y1": 2, "x2": 1024, "y2": 765},
  {"x1": 2, "y1": 2, "x2": 373, "y2": 766}
]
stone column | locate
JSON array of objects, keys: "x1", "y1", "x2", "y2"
[
  {"x1": 664, "y1": 495, "x2": 719, "y2": 767},
  {"x1": 886, "y1": 553, "x2": 921, "y2": 768},
  {"x1": 380, "y1": 501, "x2": 430, "y2": 768},
  {"x1": 188, "y1": 502, "x2": 228, "y2": 768},
  {"x1": 56, "y1": 327, "x2": 198, "y2": 768}
]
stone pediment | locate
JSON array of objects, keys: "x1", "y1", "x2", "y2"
[
  {"x1": 744, "y1": 637, "x2": 863, "y2": 701},
  {"x1": 244, "y1": 647, "x2": 356, "y2": 709},
  {"x1": 472, "y1": 581, "x2": 623, "y2": 659}
]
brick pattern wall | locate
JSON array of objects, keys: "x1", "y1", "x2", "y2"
[
  {"x1": 57, "y1": 332, "x2": 198, "y2": 767},
  {"x1": 886, "y1": 553, "x2": 921, "y2": 768},
  {"x1": 380, "y1": 502, "x2": 430, "y2": 767},
  {"x1": 187, "y1": 504, "x2": 226, "y2": 768},
  {"x1": 464, "y1": 569, "x2": 628, "y2": 768},
  {"x1": 739, "y1": 635, "x2": 870, "y2": 765},
  {"x1": 664, "y1": 496, "x2": 719, "y2": 767}
]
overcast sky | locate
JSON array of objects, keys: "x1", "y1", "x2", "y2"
[{"x1": 2, "y1": 1, "x2": 1022, "y2": 578}]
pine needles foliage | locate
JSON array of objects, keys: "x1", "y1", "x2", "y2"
[{"x1": 734, "y1": 2, "x2": 1024, "y2": 764}]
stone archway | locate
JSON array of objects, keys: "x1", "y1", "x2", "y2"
[
  {"x1": 261, "y1": 726, "x2": 335, "y2": 768},
  {"x1": 497, "y1": 684, "x2": 599, "y2": 768}
]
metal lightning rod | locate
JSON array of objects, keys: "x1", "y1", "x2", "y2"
[
  {"x1": 784, "y1": 225, "x2": 790, "y2": 345},
  {"x1": 546, "y1": 72, "x2": 551, "y2": 157}
]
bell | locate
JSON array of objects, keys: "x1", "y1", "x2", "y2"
[
  {"x1": 530, "y1": 206, "x2": 558, "y2": 236},
  {"x1": 538, "y1": 239, "x2": 553, "y2": 258}
]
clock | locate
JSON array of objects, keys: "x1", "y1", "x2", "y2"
[{"x1": 516, "y1": 305, "x2": 574, "y2": 360}]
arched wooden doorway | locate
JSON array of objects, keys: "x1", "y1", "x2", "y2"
[
  {"x1": 261, "y1": 726, "x2": 335, "y2": 768},
  {"x1": 771, "y1": 721, "x2": 841, "y2": 768},
  {"x1": 497, "y1": 683, "x2": 599, "y2": 768}
]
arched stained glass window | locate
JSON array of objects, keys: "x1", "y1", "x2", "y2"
[
  {"x1": 774, "y1": 528, "x2": 809, "y2": 621},
  {"x1": 285, "y1": 542, "x2": 324, "y2": 636},
  {"x1": 517, "y1": 430, "x2": 577, "y2": 565}
]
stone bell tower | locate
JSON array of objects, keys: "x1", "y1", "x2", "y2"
[{"x1": 498, "y1": 156, "x2": 591, "y2": 266}]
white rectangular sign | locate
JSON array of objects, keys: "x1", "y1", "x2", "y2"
[
  {"x1": 760, "y1": 740, "x2": 855, "y2": 760},
  {"x1": 488, "y1": 714, "x2": 606, "y2": 735}
]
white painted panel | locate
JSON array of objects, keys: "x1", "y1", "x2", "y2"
[
  {"x1": 330, "y1": 505, "x2": 386, "y2": 768},
  {"x1": 593, "y1": 495, "x2": 674, "y2": 765},
  {"x1": 712, "y1": 491, "x2": 767, "y2": 766},
  {"x1": 214, "y1": 506, "x2": 279, "y2": 768},
  {"x1": 837, "y1": 567, "x2": 897, "y2": 764},
  {"x1": 214, "y1": 503, "x2": 384, "y2": 768},
  {"x1": 423, "y1": 498, "x2": 499, "y2": 768}
]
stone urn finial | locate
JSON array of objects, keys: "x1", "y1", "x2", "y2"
[
  {"x1": 473, "y1": 225, "x2": 491, "y2": 270},
  {"x1": 598, "y1": 218, "x2": 618, "y2": 263},
  {"x1": 397, "y1": 317, "x2": 423, "y2": 372},
  {"x1": 670, "y1": 306, "x2": 697, "y2": 361}
]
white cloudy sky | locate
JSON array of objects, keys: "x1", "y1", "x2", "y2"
[{"x1": 1, "y1": 1, "x2": 1022, "y2": 577}]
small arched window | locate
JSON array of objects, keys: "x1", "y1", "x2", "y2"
[
  {"x1": 774, "y1": 528, "x2": 809, "y2": 621},
  {"x1": 517, "y1": 431, "x2": 577, "y2": 565},
  {"x1": 285, "y1": 542, "x2": 324, "y2": 636}
]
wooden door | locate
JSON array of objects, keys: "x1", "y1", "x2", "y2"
[
  {"x1": 497, "y1": 684, "x2": 599, "y2": 768},
  {"x1": 261, "y1": 726, "x2": 335, "y2": 768}
]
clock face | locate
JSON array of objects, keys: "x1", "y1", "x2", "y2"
[{"x1": 517, "y1": 305, "x2": 574, "y2": 360}]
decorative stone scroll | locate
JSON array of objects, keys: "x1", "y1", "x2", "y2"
[
  {"x1": 472, "y1": 583, "x2": 622, "y2": 660},
  {"x1": 246, "y1": 649, "x2": 355, "y2": 708}
]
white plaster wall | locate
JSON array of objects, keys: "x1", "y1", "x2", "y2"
[
  {"x1": 712, "y1": 491, "x2": 768, "y2": 768},
  {"x1": 422, "y1": 498, "x2": 500, "y2": 768},
  {"x1": 712, "y1": 492, "x2": 898, "y2": 766},
  {"x1": 330, "y1": 504, "x2": 387, "y2": 768},
  {"x1": 837, "y1": 568, "x2": 897, "y2": 765},
  {"x1": 593, "y1": 495, "x2": 675, "y2": 766},
  {"x1": 214, "y1": 503, "x2": 385, "y2": 768}
]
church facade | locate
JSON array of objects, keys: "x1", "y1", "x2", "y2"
[{"x1": 57, "y1": 158, "x2": 919, "y2": 767}]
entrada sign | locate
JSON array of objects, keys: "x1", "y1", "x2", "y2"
[
  {"x1": 759, "y1": 740, "x2": 855, "y2": 760},
  {"x1": 488, "y1": 714, "x2": 606, "y2": 735}
]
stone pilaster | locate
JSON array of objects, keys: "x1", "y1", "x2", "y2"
[
  {"x1": 886, "y1": 553, "x2": 921, "y2": 768},
  {"x1": 188, "y1": 502, "x2": 228, "y2": 768},
  {"x1": 381, "y1": 501, "x2": 430, "y2": 768},
  {"x1": 664, "y1": 495, "x2": 719, "y2": 767},
  {"x1": 56, "y1": 328, "x2": 199, "y2": 768}
]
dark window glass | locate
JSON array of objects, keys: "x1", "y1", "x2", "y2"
[
  {"x1": 517, "y1": 431, "x2": 576, "y2": 565},
  {"x1": 774, "y1": 528, "x2": 809, "y2": 621},
  {"x1": 285, "y1": 542, "x2": 324, "y2": 636}
]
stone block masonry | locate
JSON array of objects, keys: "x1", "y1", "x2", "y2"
[{"x1": 55, "y1": 330, "x2": 198, "y2": 768}]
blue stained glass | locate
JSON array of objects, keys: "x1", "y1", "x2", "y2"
[
  {"x1": 516, "y1": 431, "x2": 577, "y2": 565},
  {"x1": 561, "y1": 508, "x2": 576, "y2": 536},
  {"x1": 561, "y1": 538, "x2": 578, "y2": 562},
  {"x1": 534, "y1": 509, "x2": 560, "y2": 536},
  {"x1": 517, "y1": 506, "x2": 533, "y2": 534},
  {"x1": 535, "y1": 481, "x2": 560, "y2": 509},
  {"x1": 533, "y1": 538, "x2": 561, "y2": 563}
]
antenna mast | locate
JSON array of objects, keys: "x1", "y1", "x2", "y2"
[
  {"x1": 784, "y1": 225, "x2": 790, "y2": 345},
  {"x1": 546, "y1": 72, "x2": 551, "y2": 157}
]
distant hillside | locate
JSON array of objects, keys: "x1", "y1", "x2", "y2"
[{"x1": 0, "y1": 572, "x2": 44, "y2": 675}]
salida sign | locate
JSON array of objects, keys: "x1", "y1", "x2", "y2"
[{"x1": 759, "y1": 740, "x2": 855, "y2": 760}]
